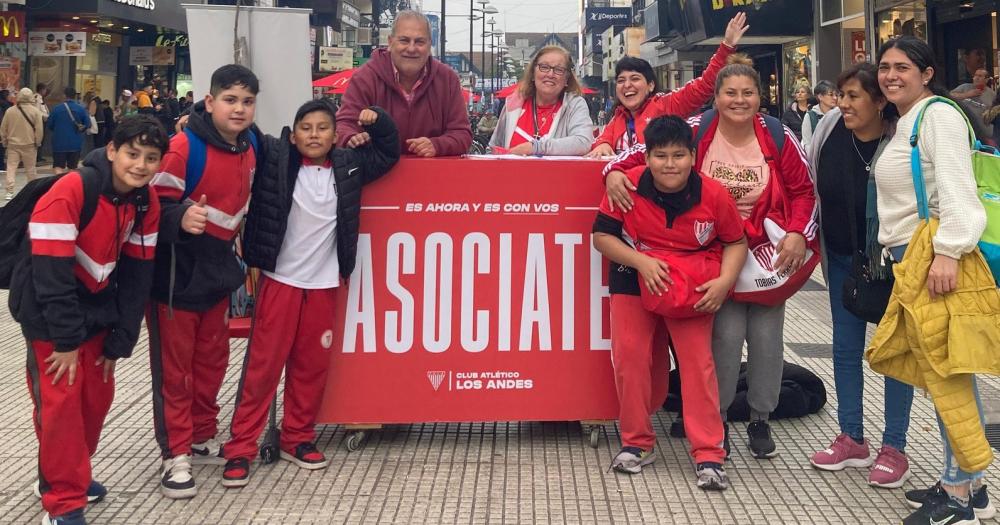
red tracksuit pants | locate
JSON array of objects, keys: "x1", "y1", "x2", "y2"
[
  {"x1": 224, "y1": 276, "x2": 337, "y2": 460},
  {"x1": 26, "y1": 334, "x2": 114, "y2": 517},
  {"x1": 611, "y1": 294, "x2": 726, "y2": 464},
  {"x1": 147, "y1": 299, "x2": 230, "y2": 458}
]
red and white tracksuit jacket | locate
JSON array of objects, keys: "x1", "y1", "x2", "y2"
[
  {"x1": 15, "y1": 158, "x2": 158, "y2": 517},
  {"x1": 146, "y1": 106, "x2": 257, "y2": 459}
]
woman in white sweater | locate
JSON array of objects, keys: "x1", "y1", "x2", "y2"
[{"x1": 873, "y1": 36, "x2": 991, "y2": 525}]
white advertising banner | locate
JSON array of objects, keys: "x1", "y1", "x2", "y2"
[
  {"x1": 183, "y1": 4, "x2": 312, "y2": 136},
  {"x1": 28, "y1": 31, "x2": 86, "y2": 57},
  {"x1": 319, "y1": 46, "x2": 353, "y2": 72}
]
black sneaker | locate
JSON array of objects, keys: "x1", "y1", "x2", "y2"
[
  {"x1": 222, "y1": 457, "x2": 251, "y2": 488},
  {"x1": 34, "y1": 480, "x2": 106, "y2": 504},
  {"x1": 747, "y1": 420, "x2": 778, "y2": 459},
  {"x1": 902, "y1": 494, "x2": 979, "y2": 525},
  {"x1": 279, "y1": 442, "x2": 330, "y2": 470},
  {"x1": 907, "y1": 482, "x2": 996, "y2": 520},
  {"x1": 669, "y1": 417, "x2": 686, "y2": 438}
]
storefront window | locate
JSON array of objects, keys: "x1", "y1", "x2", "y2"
[
  {"x1": 75, "y1": 43, "x2": 118, "y2": 103},
  {"x1": 784, "y1": 39, "x2": 812, "y2": 105},
  {"x1": 876, "y1": 1, "x2": 927, "y2": 47}
]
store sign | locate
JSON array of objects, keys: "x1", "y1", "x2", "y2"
[
  {"x1": 341, "y1": 2, "x2": 361, "y2": 28},
  {"x1": 0, "y1": 56, "x2": 22, "y2": 91},
  {"x1": 28, "y1": 32, "x2": 86, "y2": 56},
  {"x1": 0, "y1": 12, "x2": 25, "y2": 43},
  {"x1": 129, "y1": 46, "x2": 175, "y2": 65},
  {"x1": 585, "y1": 7, "x2": 631, "y2": 34},
  {"x1": 319, "y1": 46, "x2": 353, "y2": 72},
  {"x1": 711, "y1": 0, "x2": 770, "y2": 9},
  {"x1": 851, "y1": 31, "x2": 866, "y2": 64},
  {"x1": 314, "y1": 158, "x2": 671, "y2": 424},
  {"x1": 109, "y1": 0, "x2": 155, "y2": 10},
  {"x1": 154, "y1": 33, "x2": 189, "y2": 48}
]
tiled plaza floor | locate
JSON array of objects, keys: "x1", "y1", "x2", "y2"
[{"x1": 1, "y1": 168, "x2": 999, "y2": 524}]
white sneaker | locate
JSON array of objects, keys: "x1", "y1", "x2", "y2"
[
  {"x1": 160, "y1": 454, "x2": 197, "y2": 499},
  {"x1": 191, "y1": 437, "x2": 227, "y2": 465}
]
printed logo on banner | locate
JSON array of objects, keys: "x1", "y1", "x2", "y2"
[
  {"x1": 694, "y1": 220, "x2": 714, "y2": 246},
  {"x1": 752, "y1": 242, "x2": 776, "y2": 272},
  {"x1": 427, "y1": 371, "x2": 447, "y2": 391},
  {"x1": 321, "y1": 329, "x2": 334, "y2": 349}
]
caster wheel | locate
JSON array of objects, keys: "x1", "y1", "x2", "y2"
[
  {"x1": 259, "y1": 444, "x2": 278, "y2": 464},
  {"x1": 589, "y1": 426, "x2": 600, "y2": 448},
  {"x1": 346, "y1": 431, "x2": 366, "y2": 452}
]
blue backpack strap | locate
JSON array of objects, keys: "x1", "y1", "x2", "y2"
[
  {"x1": 247, "y1": 128, "x2": 259, "y2": 155},
  {"x1": 182, "y1": 127, "x2": 207, "y2": 202},
  {"x1": 762, "y1": 114, "x2": 786, "y2": 154},
  {"x1": 693, "y1": 109, "x2": 717, "y2": 146}
]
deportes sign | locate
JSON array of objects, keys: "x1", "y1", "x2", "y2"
[
  {"x1": 316, "y1": 157, "x2": 668, "y2": 424},
  {"x1": 585, "y1": 7, "x2": 631, "y2": 34}
]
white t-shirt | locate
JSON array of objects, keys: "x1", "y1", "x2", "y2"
[{"x1": 265, "y1": 162, "x2": 341, "y2": 289}]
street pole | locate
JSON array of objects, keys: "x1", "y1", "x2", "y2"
[
  {"x1": 439, "y1": 1, "x2": 446, "y2": 59},
  {"x1": 469, "y1": 0, "x2": 474, "y2": 86},
  {"x1": 481, "y1": 18, "x2": 487, "y2": 99}
]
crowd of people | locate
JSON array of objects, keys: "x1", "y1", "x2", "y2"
[{"x1": 4, "y1": 8, "x2": 1000, "y2": 525}]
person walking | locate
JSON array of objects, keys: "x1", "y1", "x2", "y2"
[
  {"x1": 781, "y1": 85, "x2": 810, "y2": 140},
  {"x1": 0, "y1": 87, "x2": 43, "y2": 199},
  {"x1": 46, "y1": 87, "x2": 90, "y2": 175},
  {"x1": 801, "y1": 80, "x2": 839, "y2": 148},
  {"x1": 804, "y1": 62, "x2": 915, "y2": 489}
]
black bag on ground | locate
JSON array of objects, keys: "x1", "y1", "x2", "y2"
[
  {"x1": 0, "y1": 169, "x2": 102, "y2": 288},
  {"x1": 663, "y1": 361, "x2": 827, "y2": 421}
]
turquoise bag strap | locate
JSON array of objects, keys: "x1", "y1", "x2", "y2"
[{"x1": 908, "y1": 96, "x2": 980, "y2": 221}]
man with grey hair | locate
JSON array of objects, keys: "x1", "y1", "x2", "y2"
[{"x1": 336, "y1": 10, "x2": 472, "y2": 157}]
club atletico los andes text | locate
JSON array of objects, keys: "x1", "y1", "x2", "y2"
[{"x1": 339, "y1": 232, "x2": 613, "y2": 354}]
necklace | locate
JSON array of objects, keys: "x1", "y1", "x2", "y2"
[
  {"x1": 851, "y1": 131, "x2": 884, "y2": 172},
  {"x1": 532, "y1": 97, "x2": 557, "y2": 140}
]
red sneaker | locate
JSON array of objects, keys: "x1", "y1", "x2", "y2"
[
  {"x1": 868, "y1": 445, "x2": 911, "y2": 489},
  {"x1": 809, "y1": 434, "x2": 873, "y2": 471},
  {"x1": 221, "y1": 457, "x2": 251, "y2": 488},
  {"x1": 280, "y1": 442, "x2": 329, "y2": 470}
]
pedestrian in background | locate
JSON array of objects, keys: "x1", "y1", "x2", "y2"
[
  {"x1": 0, "y1": 87, "x2": 42, "y2": 199},
  {"x1": 46, "y1": 87, "x2": 89, "y2": 175},
  {"x1": 801, "y1": 80, "x2": 839, "y2": 148}
]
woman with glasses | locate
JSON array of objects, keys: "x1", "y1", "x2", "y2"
[
  {"x1": 489, "y1": 46, "x2": 594, "y2": 156},
  {"x1": 801, "y1": 80, "x2": 839, "y2": 149}
]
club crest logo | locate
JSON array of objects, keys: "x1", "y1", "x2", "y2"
[
  {"x1": 752, "y1": 242, "x2": 776, "y2": 272},
  {"x1": 320, "y1": 329, "x2": 334, "y2": 349},
  {"x1": 427, "y1": 371, "x2": 447, "y2": 391},
  {"x1": 694, "y1": 220, "x2": 714, "y2": 246}
]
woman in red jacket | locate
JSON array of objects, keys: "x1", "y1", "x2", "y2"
[
  {"x1": 603, "y1": 54, "x2": 817, "y2": 460},
  {"x1": 585, "y1": 12, "x2": 748, "y2": 158}
]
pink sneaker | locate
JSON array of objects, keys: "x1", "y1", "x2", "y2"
[
  {"x1": 809, "y1": 434, "x2": 874, "y2": 471},
  {"x1": 868, "y1": 445, "x2": 911, "y2": 489}
]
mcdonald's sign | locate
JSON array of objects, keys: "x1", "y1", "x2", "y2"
[{"x1": 0, "y1": 12, "x2": 25, "y2": 43}]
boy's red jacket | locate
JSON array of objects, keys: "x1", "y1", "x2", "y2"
[
  {"x1": 8, "y1": 149, "x2": 160, "y2": 358},
  {"x1": 149, "y1": 103, "x2": 258, "y2": 311},
  {"x1": 593, "y1": 42, "x2": 734, "y2": 153}
]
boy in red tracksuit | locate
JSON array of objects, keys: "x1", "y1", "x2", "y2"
[
  {"x1": 9, "y1": 115, "x2": 167, "y2": 525},
  {"x1": 219, "y1": 99, "x2": 399, "y2": 486},
  {"x1": 592, "y1": 115, "x2": 746, "y2": 490},
  {"x1": 147, "y1": 64, "x2": 260, "y2": 499}
]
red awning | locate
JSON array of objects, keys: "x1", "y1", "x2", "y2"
[{"x1": 313, "y1": 69, "x2": 356, "y2": 94}]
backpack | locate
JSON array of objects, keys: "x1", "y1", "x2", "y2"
[
  {"x1": 181, "y1": 126, "x2": 259, "y2": 201},
  {"x1": 180, "y1": 126, "x2": 260, "y2": 318},
  {"x1": 693, "y1": 108, "x2": 786, "y2": 154},
  {"x1": 0, "y1": 168, "x2": 103, "y2": 288},
  {"x1": 910, "y1": 96, "x2": 1000, "y2": 282}
]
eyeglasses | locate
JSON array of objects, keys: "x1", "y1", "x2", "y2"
[{"x1": 536, "y1": 63, "x2": 568, "y2": 76}]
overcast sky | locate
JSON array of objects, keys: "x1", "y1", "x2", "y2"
[{"x1": 420, "y1": 0, "x2": 583, "y2": 52}]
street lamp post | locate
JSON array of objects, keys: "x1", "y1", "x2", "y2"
[{"x1": 487, "y1": 20, "x2": 496, "y2": 93}]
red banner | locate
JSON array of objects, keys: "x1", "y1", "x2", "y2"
[{"x1": 317, "y1": 157, "x2": 668, "y2": 423}]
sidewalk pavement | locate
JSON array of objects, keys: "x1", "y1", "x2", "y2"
[{"x1": 1, "y1": 168, "x2": 999, "y2": 524}]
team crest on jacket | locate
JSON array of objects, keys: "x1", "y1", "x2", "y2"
[
  {"x1": 321, "y1": 329, "x2": 334, "y2": 349},
  {"x1": 694, "y1": 220, "x2": 714, "y2": 246}
]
